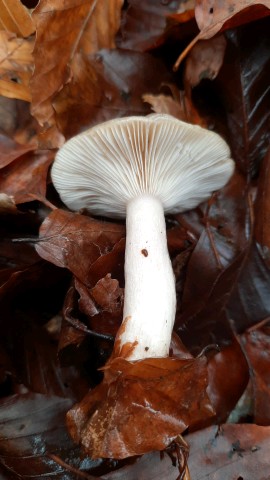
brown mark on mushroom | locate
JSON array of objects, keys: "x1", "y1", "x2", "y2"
[{"x1": 141, "y1": 248, "x2": 148, "y2": 257}]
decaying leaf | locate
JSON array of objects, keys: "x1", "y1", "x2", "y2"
[
  {"x1": 0, "y1": 31, "x2": 33, "y2": 102},
  {"x1": 0, "y1": 149, "x2": 54, "y2": 204},
  {"x1": 174, "y1": 0, "x2": 270, "y2": 68},
  {"x1": 36, "y1": 209, "x2": 125, "y2": 285},
  {"x1": 184, "y1": 35, "x2": 226, "y2": 90},
  {"x1": 67, "y1": 354, "x2": 214, "y2": 458},
  {"x1": 31, "y1": 0, "x2": 124, "y2": 145}
]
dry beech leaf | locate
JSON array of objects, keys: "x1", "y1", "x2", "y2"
[
  {"x1": 174, "y1": 0, "x2": 270, "y2": 68},
  {"x1": 195, "y1": 0, "x2": 270, "y2": 37},
  {"x1": 67, "y1": 355, "x2": 214, "y2": 459},
  {"x1": 116, "y1": 0, "x2": 186, "y2": 51},
  {"x1": 184, "y1": 35, "x2": 226, "y2": 90},
  {"x1": 31, "y1": 0, "x2": 123, "y2": 142},
  {"x1": 53, "y1": 49, "x2": 171, "y2": 143},
  {"x1": 0, "y1": 134, "x2": 36, "y2": 168},
  {"x1": 36, "y1": 209, "x2": 125, "y2": 287},
  {"x1": 0, "y1": 0, "x2": 35, "y2": 37},
  {"x1": 0, "y1": 149, "x2": 54, "y2": 204},
  {"x1": 143, "y1": 91, "x2": 207, "y2": 127},
  {"x1": 0, "y1": 31, "x2": 33, "y2": 102}
]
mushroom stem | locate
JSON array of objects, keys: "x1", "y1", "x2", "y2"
[{"x1": 118, "y1": 194, "x2": 176, "y2": 361}]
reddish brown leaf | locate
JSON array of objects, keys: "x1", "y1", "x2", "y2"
[
  {"x1": 0, "y1": 149, "x2": 54, "y2": 205},
  {"x1": 30, "y1": 0, "x2": 123, "y2": 145},
  {"x1": 184, "y1": 35, "x2": 226, "y2": 89},
  {"x1": 207, "y1": 338, "x2": 249, "y2": 424},
  {"x1": 174, "y1": 0, "x2": 270, "y2": 69},
  {"x1": 67, "y1": 355, "x2": 214, "y2": 458},
  {"x1": 36, "y1": 209, "x2": 125, "y2": 286},
  {"x1": 195, "y1": 0, "x2": 270, "y2": 38},
  {"x1": 0, "y1": 134, "x2": 35, "y2": 168},
  {"x1": 53, "y1": 49, "x2": 172, "y2": 141},
  {"x1": 240, "y1": 325, "x2": 270, "y2": 424},
  {"x1": 255, "y1": 149, "x2": 270, "y2": 258},
  {"x1": 116, "y1": 0, "x2": 184, "y2": 51}
]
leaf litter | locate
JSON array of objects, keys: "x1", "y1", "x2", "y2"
[{"x1": 0, "y1": 0, "x2": 270, "y2": 479}]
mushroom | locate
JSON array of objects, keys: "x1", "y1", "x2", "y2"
[{"x1": 51, "y1": 114, "x2": 234, "y2": 361}]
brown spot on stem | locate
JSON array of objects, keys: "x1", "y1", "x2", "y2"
[{"x1": 141, "y1": 249, "x2": 148, "y2": 257}]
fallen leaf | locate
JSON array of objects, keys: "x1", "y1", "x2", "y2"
[
  {"x1": 174, "y1": 0, "x2": 270, "y2": 68},
  {"x1": 240, "y1": 325, "x2": 270, "y2": 424},
  {"x1": 116, "y1": 0, "x2": 186, "y2": 51},
  {"x1": 0, "y1": 0, "x2": 35, "y2": 37},
  {"x1": 184, "y1": 35, "x2": 226, "y2": 90},
  {"x1": 0, "y1": 133, "x2": 35, "y2": 168},
  {"x1": 53, "y1": 49, "x2": 172, "y2": 142},
  {"x1": 102, "y1": 424, "x2": 270, "y2": 480},
  {"x1": 143, "y1": 90, "x2": 207, "y2": 126},
  {"x1": 0, "y1": 149, "x2": 54, "y2": 204},
  {"x1": 30, "y1": 0, "x2": 123, "y2": 143},
  {"x1": 217, "y1": 19, "x2": 270, "y2": 175},
  {"x1": 0, "y1": 193, "x2": 17, "y2": 214},
  {"x1": 195, "y1": 0, "x2": 270, "y2": 38},
  {"x1": 0, "y1": 31, "x2": 33, "y2": 102},
  {"x1": 67, "y1": 355, "x2": 214, "y2": 458},
  {"x1": 36, "y1": 209, "x2": 125, "y2": 286}
]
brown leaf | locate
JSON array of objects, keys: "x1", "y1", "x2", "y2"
[
  {"x1": 0, "y1": 0, "x2": 35, "y2": 37},
  {"x1": 217, "y1": 20, "x2": 270, "y2": 175},
  {"x1": 255, "y1": 149, "x2": 270, "y2": 257},
  {"x1": 0, "y1": 192, "x2": 17, "y2": 214},
  {"x1": 116, "y1": 0, "x2": 186, "y2": 51},
  {"x1": 30, "y1": 0, "x2": 123, "y2": 143},
  {"x1": 174, "y1": 0, "x2": 270, "y2": 68},
  {"x1": 0, "y1": 31, "x2": 33, "y2": 102},
  {"x1": 36, "y1": 209, "x2": 125, "y2": 286},
  {"x1": 0, "y1": 134, "x2": 36, "y2": 168},
  {"x1": 0, "y1": 149, "x2": 54, "y2": 204},
  {"x1": 143, "y1": 90, "x2": 207, "y2": 126},
  {"x1": 195, "y1": 0, "x2": 270, "y2": 38},
  {"x1": 240, "y1": 325, "x2": 270, "y2": 425},
  {"x1": 90, "y1": 274, "x2": 123, "y2": 314},
  {"x1": 103, "y1": 424, "x2": 270, "y2": 479},
  {"x1": 53, "y1": 49, "x2": 172, "y2": 142},
  {"x1": 207, "y1": 338, "x2": 249, "y2": 424},
  {"x1": 67, "y1": 355, "x2": 214, "y2": 459},
  {"x1": 184, "y1": 35, "x2": 226, "y2": 89}
]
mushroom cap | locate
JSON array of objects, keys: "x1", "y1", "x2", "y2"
[{"x1": 51, "y1": 114, "x2": 234, "y2": 218}]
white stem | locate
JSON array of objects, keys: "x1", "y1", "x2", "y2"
[{"x1": 117, "y1": 195, "x2": 176, "y2": 361}]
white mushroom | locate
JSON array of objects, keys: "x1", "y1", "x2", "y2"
[{"x1": 51, "y1": 114, "x2": 234, "y2": 361}]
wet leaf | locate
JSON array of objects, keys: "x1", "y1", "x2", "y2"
[
  {"x1": 67, "y1": 355, "x2": 214, "y2": 458},
  {"x1": 217, "y1": 19, "x2": 270, "y2": 175}
]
